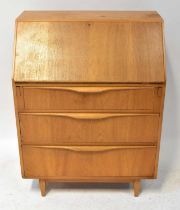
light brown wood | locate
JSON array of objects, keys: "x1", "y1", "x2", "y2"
[
  {"x1": 39, "y1": 179, "x2": 46, "y2": 196},
  {"x1": 22, "y1": 145, "x2": 156, "y2": 178},
  {"x1": 15, "y1": 83, "x2": 165, "y2": 87},
  {"x1": 154, "y1": 85, "x2": 166, "y2": 177},
  {"x1": 30, "y1": 145, "x2": 156, "y2": 151},
  {"x1": 19, "y1": 113, "x2": 159, "y2": 145},
  {"x1": 12, "y1": 11, "x2": 166, "y2": 196},
  {"x1": 12, "y1": 81, "x2": 25, "y2": 176},
  {"x1": 14, "y1": 18, "x2": 165, "y2": 83},
  {"x1": 16, "y1": 86, "x2": 162, "y2": 112},
  {"x1": 16, "y1": 11, "x2": 163, "y2": 22},
  {"x1": 133, "y1": 180, "x2": 141, "y2": 197},
  {"x1": 45, "y1": 177, "x2": 149, "y2": 182}
]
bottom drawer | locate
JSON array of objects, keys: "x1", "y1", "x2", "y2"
[{"x1": 22, "y1": 146, "x2": 156, "y2": 178}]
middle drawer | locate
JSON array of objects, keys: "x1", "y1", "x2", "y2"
[{"x1": 19, "y1": 113, "x2": 159, "y2": 145}]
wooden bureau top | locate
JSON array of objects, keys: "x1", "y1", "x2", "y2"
[
  {"x1": 13, "y1": 11, "x2": 165, "y2": 83},
  {"x1": 16, "y1": 11, "x2": 163, "y2": 22}
]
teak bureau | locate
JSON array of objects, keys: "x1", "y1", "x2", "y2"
[{"x1": 12, "y1": 11, "x2": 166, "y2": 196}]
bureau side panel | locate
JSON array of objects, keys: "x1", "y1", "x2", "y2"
[
  {"x1": 12, "y1": 80, "x2": 25, "y2": 177},
  {"x1": 154, "y1": 85, "x2": 166, "y2": 177}
]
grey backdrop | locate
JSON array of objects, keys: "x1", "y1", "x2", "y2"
[{"x1": 0, "y1": 1, "x2": 179, "y2": 174}]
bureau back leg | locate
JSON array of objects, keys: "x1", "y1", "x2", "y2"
[
  {"x1": 39, "y1": 179, "x2": 46, "y2": 196},
  {"x1": 133, "y1": 180, "x2": 141, "y2": 197}
]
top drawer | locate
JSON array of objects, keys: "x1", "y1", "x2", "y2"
[{"x1": 16, "y1": 86, "x2": 162, "y2": 112}]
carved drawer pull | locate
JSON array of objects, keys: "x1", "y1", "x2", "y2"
[
  {"x1": 20, "y1": 113, "x2": 159, "y2": 120},
  {"x1": 31, "y1": 145, "x2": 156, "y2": 152},
  {"x1": 23, "y1": 86, "x2": 154, "y2": 94}
]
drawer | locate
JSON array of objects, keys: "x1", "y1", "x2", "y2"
[
  {"x1": 22, "y1": 145, "x2": 156, "y2": 178},
  {"x1": 16, "y1": 86, "x2": 162, "y2": 112},
  {"x1": 19, "y1": 113, "x2": 159, "y2": 145}
]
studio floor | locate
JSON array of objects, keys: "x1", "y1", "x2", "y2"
[{"x1": 1, "y1": 140, "x2": 180, "y2": 210}]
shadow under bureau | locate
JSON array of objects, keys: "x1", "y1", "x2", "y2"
[{"x1": 12, "y1": 11, "x2": 166, "y2": 196}]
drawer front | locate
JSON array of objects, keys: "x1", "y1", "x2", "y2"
[
  {"x1": 17, "y1": 86, "x2": 162, "y2": 112},
  {"x1": 19, "y1": 113, "x2": 159, "y2": 145},
  {"x1": 22, "y1": 145, "x2": 156, "y2": 178}
]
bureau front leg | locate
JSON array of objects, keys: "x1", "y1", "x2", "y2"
[
  {"x1": 39, "y1": 179, "x2": 46, "y2": 196},
  {"x1": 133, "y1": 180, "x2": 141, "y2": 197}
]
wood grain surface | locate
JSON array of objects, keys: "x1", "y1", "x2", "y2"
[
  {"x1": 16, "y1": 11, "x2": 163, "y2": 22},
  {"x1": 22, "y1": 145, "x2": 156, "y2": 178},
  {"x1": 19, "y1": 113, "x2": 159, "y2": 145},
  {"x1": 16, "y1": 86, "x2": 162, "y2": 112},
  {"x1": 14, "y1": 20, "x2": 165, "y2": 82}
]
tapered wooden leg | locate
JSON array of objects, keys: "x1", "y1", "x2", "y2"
[
  {"x1": 39, "y1": 179, "x2": 46, "y2": 197},
  {"x1": 133, "y1": 180, "x2": 141, "y2": 197}
]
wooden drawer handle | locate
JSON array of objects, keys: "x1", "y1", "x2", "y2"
[
  {"x1": 30, "y1": 145, "x2": 156, "y2": 152},
  {"x1": 59, "y1": 113, "x2": 130, "y2": 120},
  {"x1": 21, "y1": 113, "x2": 159, "y2": 120},
  {"x1": 24, "y1": 86, "x2": 154, "y2": 94}
]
